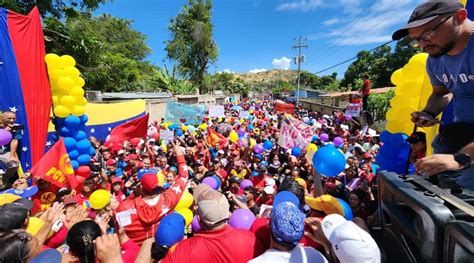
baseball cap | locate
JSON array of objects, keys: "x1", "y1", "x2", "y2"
[
  {"x1": 125, "y1": 154, "x2": 138, "y2": 161},
  {"x1": 406, "y1": 131, "x2": 426, "y2": 144},
  {"x1": 63, "y1": 196, "x2": 77, "y2": 206},
  {"x1": 392, "y1": 1, "x2": 463, "y2": 40},
  {"x1": 263, "y1": 186, "x2": 275, "y2": 195},
  {"x1": 322, "y1": 214, "x2": 381, "y2": 263},
  {"x1": 140, "y1": 173, "x2": 159, "y2": 192},
  {"x1": 106, "y1": 159, "x2": 116, "y2": 166},
  {"x1": 3, "y1": 186, "x2": 38, "y2": 199},
  {"x1": 273, "y1": 191, "x2": 300, "y2": 209},
  {"x1": 271, "y1": 202, "x2": 305, "y2": 247},
  {"x1": 217, "y1": 150, "x2": 225, "y2": 155},
  {"x1": 305, "y1": 194, "x2": 344, "y2": 216},
  {"x1": 196, "y1": 188, "x2": 230, "y2": 228},
  {"x1": 0, "y1": 203, "x2": 30, "y2": 231},
  {"x1": 30, "y1": 249, "x2": 62, "y2": 263}
]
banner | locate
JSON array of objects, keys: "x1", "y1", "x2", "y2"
[
  {"x1": 165, "y1": 101, "x2": 206, "y2": 125},
  {"x1": 206, "y1": 128, "x2": 227, "y2": 147},
  {"x1": 29, "y1": 138, "x2": 76, "y2": 188},
  {"x1": 345, "y1": 103, "x2": 361, "y2": 117},
  {"x1": 239, "y1": 111, "x2": 249, "y2": 119},
  {"x1": 208, "y1": 105, "x2": 225, "y2": 118},
  {"x1": 159, "y1": 130, "x2": 174, "y2": 142},
  {"x1": 274, "y1": 100, "x2": 295, "y2": 114},
  {"x1": 278, "y1": 117, "x2": 313, "y2": 149},
  {"x1": 109, "y1": 114, "x2": 149, "y2": 143}
]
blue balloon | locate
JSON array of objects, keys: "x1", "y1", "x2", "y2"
[
  {"x1": 175, "y1": 129, "x2": 183, "y2": 136},
  {"x1": 263, "y1": 140, "x2": 273, "y2": 150},
  {"x1": 248, "y1": 124, "x2": 254, "y2": 130},
  {"x1": 312, "y1": 135, "x2": 319, "y2": 142},
  {"x1": 55, "y1": 118, "x2": 65, "y2": 128},
  {"x1": 64, "y1": 137, "x2": 77, "y2": 152},
  {"x1": 79, "y1": 114, "x2": 89, "y2": 124},
  {"x1": 68, "y1": 150, "x2": 80, "y2": 160},
  {"x1": 77, "y1": 154, "x2": 91, "y2": 165},
  {"x1": 65, "y1": 115, "x2": 81, "y2": 128},
  {"x1": 211, "y1": 175, "x2": 221, "y2": 189},
  {"x1": 390, "y1": 133, "x2": 409, "y2": 149},
  {"x1": 60, "y1": 126, "x2": 72, "y2": 137},
  {"x1": 73, "y1": 130, "x2": 87, "y2": 141},
  {"x1": 76, "y1": 139, "x2": 92, "y2": 154},
  {"x1": 169, "y1": 123, "x2": 179, "y2": 130},
  {"x1": 291, "y1": 147, "x2": 302, "y2": 157},
  {"x1": 312, "y1": 145, "x2": 346, "y2": 177},
  {"x1": 71, "y1": 160, "x2": 79, "y2": 170},
  {"x1": 337, "y1": 198, "x2": 353, "y2": 220},
  {"x1": 273, "y1": 191, "x2": 300, "y2": 209},
  {"x1": 380, "y1": 130, "x2": 392, "y2": 144},
  {"x1": 155, "y1": 213, "x2": 185, "y2": 247},
  {"x1": 89, "y1": 147, "x2": 95, "y2": 156}
]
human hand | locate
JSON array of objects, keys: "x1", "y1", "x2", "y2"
[
  {"x1": 64, "y1": 206, "x2": 88, "y2": 230},
  {"x1": 41, "y1": 203, "x2": 65, "y2": 224},
  {"x1": 304, "y1": 217, "x2": 331, "y2": 250},
  {"x1": 96, "y1": 213, "x2": 112, "y2": 234},
  {"x1": 411, "y1": 111, "x2": 439, "y2": 127},
  {"x1": 94, "y1": 234, "x2": 123, "y2": 263},
  {"x1": 414, "y1": 154, "x2": 463, "y2": 176},
  {"x1": 12, "y1": 179, "x2": 28, "y2": 190}
]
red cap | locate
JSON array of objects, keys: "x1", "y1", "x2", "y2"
[
  {"x1": 363, "y1": 153, "x2": 372, "y2": 159},
  {"x1": 63, "y1": 196, "x2": 77, "y2": 206},
  {"x1": 111, "y1": 177, "x2": 123, "y2": 185},
  {"x1": 106, "y1": 159, "x2": 116, "y2": 166},
  {"x1": 140, "y1": 173, "x2": 158, "y2": 192},
  {"x1": 125, "y1": 154, "x2": 138, "y2": 161}
]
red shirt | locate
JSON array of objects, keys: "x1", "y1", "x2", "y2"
[
  {"x1": 162, "y1": 225, "x2": 264, "y2": 263},
  {"x1": 362, "y1": 79, "x2": 371, "y2": 96},
  {"x1": 115, "y1": 154, "x2": 189, "y2": 245}
]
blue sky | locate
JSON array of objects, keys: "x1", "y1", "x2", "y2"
[{"x1": 95, "y1": 0, "x2": 423, "y2": 78}]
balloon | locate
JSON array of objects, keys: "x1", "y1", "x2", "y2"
[
  {"x1": 45, "y1": 53, "x2": 60, "y2": 66},
  {"x1": 75, "y1": 77, "x2": 85, "y2": 88},
  {"x1": 250, "y1": 138, "x2": 256, "y2": 148},
  {"x1": 188, "y1": 125, "x2": 196, "y2": 132},
  {"x1": 60, "y1": 126, "x2": 73, "y2": 137},
  {"x1": 390, "y1": 68, "x2": 404, "y2": 86},
  {"x1": 238, "y1": 128, "x2": 246, "y2": 137},
  {"x1": 60, "y1": 95, "x2": 76, "y2": 107},
  {"x1": 333, "y1": 137, "x2": 344, "y2": 147},
  {"x1": 58, "y1": 77, "x2": 75, "y2": 90},
  {"x1": 229, "y1": 131, "x2": 239, "y2": 143},
  {"x1": 76, "y1": 139, "x2": 92, "y2": 154},
  {"x1": 312, "y1": 145, "x2": 346, "y2": 177},
  {"x1": 64, "y1": 115, "x2": 81, "y2": 128},
  {"x1": 200, "y1": 123, "x2": 208, "y2": 130},
  {"x1": 379, "y1": 130, "x2": 392, "y2": 143},
  {"x1": 336, "y1": 198, "x2": 353, "y2": 220},
  {"x1": 240, "y1": 179, "x2": 253, "y2": 189},
  {"x1": 77, "y1": 154, "x2": 91, "y2": 165},
  {"x1": 60, "y1": 55, "x2": 76, "y2": 67},
  {"x1": 254, "y1": 144, "x2": 264, "y2": 154},
  {"x1": 89, "y1": 189, "x2": 110, "y2": 210},
  {"x1": 71, "y1": 160, "x2": 79, "y2": 170},
  {"x1": 155, "y1": 213, "x2": 185, "y2": 247},
  {"x1": 89, "y1": 147, "x2": 95, "y2": 156},
  {"x1": 211, "y1": 175, "x2": 221, "y2": 189},
  {"x1": 0, "y1": 129, "x2": 13, "y2": 146},
  {"x1": 263, "y1": 140, "x2": 273, "y2": 150},
  {"x1": 68, "y1": 150, "x2": 80, "y2": 160},
  {"x1": 76, "y1": 165, "x2": 91, "y2": 178},
  {"x1": 78, "y1": 97, "x2": 87, "y2": 106},
  {"x1": 345, "y1": 115, "x2": 352, "y2": 121},
  {"x1": 191, "y1": 215, "x2": 201, "y2": 232},
  {"x1": 70, "y1": 87, "x2": 85, "y2": 97},
  {"x1": 175, "y1": 192, "x2": 193, "y2": 210},
  {"x1": 307, "y1": 143, "x2": 318, "y2": 152},
  {"x1": 229, "y1": 209, "x2": 256, "y2": 230},
  {"x1": 390, "y1": 133, "x2": 409, "y2": 149},
  {"x1": 176, "y1": 129, "x2": 183, "y2": 136},
  {"x1": 64, "y1": 137, "x2": 77, "y2": 152},
  {"x1": 175, "y1": 208, "x2": 193, "y2": 226},
  {"x1": 402, "y1": 61, "x2": 425, "y2": 79},
  {"x1": 385, "y1": 120, "x2": 405, "y2": 134},
  {"x1": 247, "y1": 124, "x2": 254, "y2": 130},
  {"x1": 320, "y1": 133, "x2": 329, "y2": 142},
  {"x1": 64, "y1": 67, "x2": 80, "y2": 78},
  {"x1": 202, "y1": 177, "x2": 218, "y2": 190},
  {"x1": 181, "y1": 125, "x2": 188, "y2": 132},
  {"x1": 152, "y1": 132, "x2": 160, "y2": 140},
  {"x1": 291, "y1": 147, "x2": 302, "y2": 157},
  {"x1": 312, "y1": 135, "x2": 319, "y2": 142},
  {"x1": 273, "y1": 191, "x2": 300, "y2": 208},
  {"x1": 73, "y1": 130, "x2": 87, "y2": 141},
  {"x1": 71, "y1": 105, "x2": 85, "y2": 116},
  {"x1": 54, "y1": 105, "x2": 70, "y2": 118},
  {"x1": 237, "y1": 138, "x2": 245, "y2": 148}
]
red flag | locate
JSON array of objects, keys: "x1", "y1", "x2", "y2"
[
  {"x1": 274, "y1": 100, "x2": 295, "y2": 114},
  {"x1": 206, "y1": 128, "x2": 227, "y2": 147},
  {"x1": 109, "y1": 114, "x2": 149, "y2": 143},
  {"x1": 29, "y1": 138, "x2": 77, "y2": 188}
]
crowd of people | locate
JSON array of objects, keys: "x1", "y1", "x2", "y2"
[{"x1": 0, "y1": 97, "x2": 383, "y2": 263}]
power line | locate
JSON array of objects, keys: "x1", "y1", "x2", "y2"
[
  {"x1": 292, "y1": 36, "x2": 308, "y2": 105},
  {"x1": 312, "y1": 40, "x2": 394, "y2": 75}
]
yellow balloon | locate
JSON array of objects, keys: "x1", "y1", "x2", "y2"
[
  {"x1": 71, "y1": 105, "x2": 85, "y2": 116},
  {"x1": 385, "y1": 109, "x2": 397, "y2": 121},
  {"x1": 399, "y1": 80, "x2": 422, "y2": 96},
  {"x1": 176, "y1": 208, "x2": 193, "y2": 226},
  {"x1": 218, "y1": 117, "x2": 222, "y2": 122},
  {"x1": 390, "y1": 69, "x2": 404, "y2": 86},
  {"x1": 45, "y1": 53, "x2": 60, "y2": 66},
  {"x1": 249, "y1": 110, "x2": 254, "y2": 114},
  {"x1": 200, "y1": 123, "x2": 208, "y2": 130},
  {"x1": 409, "y1": 53, "x2": 428, "y2": 65},
  {"x1": 250, "y1": 138, "x2": 256, "y2": 148},
  {"x1": 70, "y1": 87, "x2": 85, "y2": 97},
  {"x1": 402, "y1": 61, "x2": 425, "y2": 80},
  {"x1": 395, "y1": 107, "x2": 416, "y2": 123},
  {"x1": 58, "y1": 77, "x2": 75, "y2": 90},
  {"x1": 162, "y1": 145, "x2": 168, "y2": 152},
  {"x1": 60, "y1": 95, "x2": 77, "y2": 107},
  {"x1": 64, "y1": 67, "x2": 80, "y2": 78},
  {"x1": 78, "y1": 97, "x2": 88, "y2": 106},
  {"x1": 229, "y1": 131, "x2": 238, "y2": 143},
  {"x1": 53, "y1": 105, "x2": 70, "y2": 118},
  {"x1": 89, "y1": 189, "x2": 110, "y2": 210},
  {"x1": 48, "y1": 69, "x2": 65, "y2": 80},
  {"x1": 60, "y1": 55, "x2": 76, "y2": 67},
  {"x1": 307, "y1": 143, "x2": 318, "y2": 152},
  {"x1": 76, "y1": 77, "x2": 85, "y2": 88},
  {"x1": 181, "y1": 125, "x2": 188, "y2": 132},
  {"x1": 52, "y1": 96, "x2": 59, "y2": 106},
  {"x1": 385, "y1": 120, "x2": 405, "y2": 133},
  {"x1": 175, "y1": 192, "x2": 193, "y2": 210}
]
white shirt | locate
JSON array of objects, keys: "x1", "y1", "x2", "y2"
[{"x1": 249, "y1": 246, "x2": 328, "y2": 263}]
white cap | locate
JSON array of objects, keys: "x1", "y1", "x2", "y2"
[
  {"x1": 263, "y1": 186, "x2": 275, "y2": 195},
  {"x1": 118, "y1": 150, "x2": 125, "y2": 155},
  {"x1": 149, "y1": 138, "x2": 156, "y2": 142},
  {"x1": 322, "y1": 214, "x2": 381, "y2": 263},
  {"x1": 264, "y1": 177, "x2": 276, "y2": 187},
  {"x1": 218, "y1": 150, "x2": 225, "y2": 154}
]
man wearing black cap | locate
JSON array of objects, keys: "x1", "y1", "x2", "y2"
[{"x1": 392, "y1": 1, "x2": 474, "y2": 188}]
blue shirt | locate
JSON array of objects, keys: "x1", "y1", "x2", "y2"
[{"x1": 427, "y1": 32, "x2": 474, "y2": 123}]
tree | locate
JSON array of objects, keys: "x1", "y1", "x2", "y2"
[
  {"x1": 1, "y1": 0, "x2": 109, "y2": 18},
  {"x1": 165, "y1": 0, "x2": 218, "y2": 94}
]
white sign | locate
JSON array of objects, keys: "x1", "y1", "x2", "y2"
[
  {"x1": 239, "y1": 111, "x2": 249, "y2": 119},
  {"x1": 159, "y1": 130, "x2": 174, "y2": 142},
  {"x1": 345, "y1": 103, "x2": 361, "y2": 117},
  {"x1": 208, "y1": 105, "x2": 225, "y2": 118},
  {"x1": 278, "y1": 117, "x2": 313, "y2": 149},
  {"x1": 368, "y1": 128, "x2": 377, "y2": 136},
  {"x1": 340, "y1": 124, "x2": 349, "y2": 130},
  {"x1": 116, "y1": 211, "x2": 132, "y2": 227}
]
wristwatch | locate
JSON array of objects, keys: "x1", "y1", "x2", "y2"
[{"x1": 453, "y1": 153, "x2": 471, "y2": 168}]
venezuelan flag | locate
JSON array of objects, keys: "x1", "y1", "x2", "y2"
[{"x1": 0, "y1": 7, "x2": 52, "y2": 170}]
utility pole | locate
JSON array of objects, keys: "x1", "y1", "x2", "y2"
[{"x1": 292, "y1": 36, "x2": 307, "y2": 106}]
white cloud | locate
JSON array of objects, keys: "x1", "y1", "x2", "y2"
[
  {"x1": 322, "y1": 18, "x2": 340, "y2": 26},
  {"x1": 218, "y1": 68, "x2": 234, "y2": 73},
  {"x1": 249, "y1": 68, "x2": 267, "y2": 73},
  {"x1": 276, "y1": 0, "x2": 323, "y2": 12},
  {"x1": 272, "y1": 57, "x2": 291, "y2": 70}
]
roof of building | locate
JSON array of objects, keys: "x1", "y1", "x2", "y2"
[
  {"x1": 319, "y1": 87, "x2": 393, "y2": 98},
  {"x1": 102, "y1": 92, "x2": 173, "y2": 100}
]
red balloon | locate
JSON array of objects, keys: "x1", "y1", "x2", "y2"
[
  {"x1": 76, "y1": 165, "x2": 91, "y2": 178},
  {"x1": 152, "y1": 132, "x2": 160, "y2": 140},
  {"x1": 129, "y1": 137, "x2": 140, "y2": 146}
]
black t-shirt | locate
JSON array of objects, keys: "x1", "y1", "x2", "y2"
[{"x1": 249, "y1": 204, "x2": 260, "y2": 216}]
